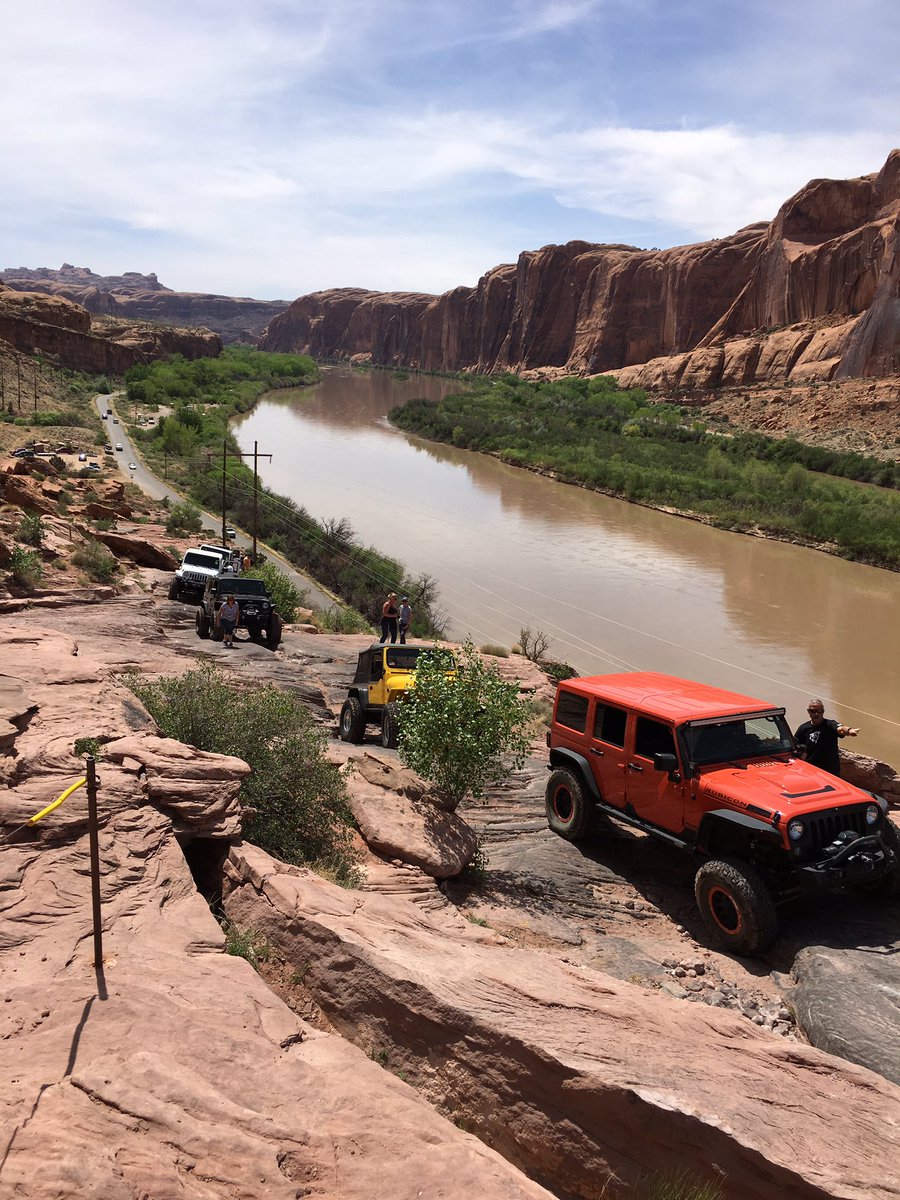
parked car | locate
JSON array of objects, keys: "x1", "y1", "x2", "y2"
[
  {"x1": 196, "y1": 576, "x2": 282, "y2": 648},
  {"x1": 78, "y1": 452, "x2": 87, "y2": 462},
  {"x1": 168, "y1": 549, "x2": 223, "y2": 603},
  {"x1": 88, "y1": 463, "x2": 101, "y2": 472},
  {"x1": 545, "y1": 672, "x2": 898, "y2": 954},
  {"x1": 11, "y1": 448, "x2": 35, "y2": 459}
]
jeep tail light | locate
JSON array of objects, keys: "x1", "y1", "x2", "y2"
[
  {"x1": 865, "y1": 804, "x2": 880, "y2": 826},
  {"x1": 788, "y1": 819, "x2": 804, "y2": 841}
]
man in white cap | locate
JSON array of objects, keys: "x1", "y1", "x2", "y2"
[{"x1": 398, "y1": 596, "x2": 412, "y2": 644}]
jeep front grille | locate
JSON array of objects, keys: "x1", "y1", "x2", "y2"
[{"x1": 805, "y1": 805, "x2": 869, "y2": 851}]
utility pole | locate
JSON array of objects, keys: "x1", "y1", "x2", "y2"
[{"x1": 207, "y1": 439, "x2": 272, "y2": 557}]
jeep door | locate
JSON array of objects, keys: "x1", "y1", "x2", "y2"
[
  {"x1": 588, "y1": 702, "x2": 628, "y2": 808},
  {"x1": 624, "y1": 715, "x2": 683, "y2": 831}
]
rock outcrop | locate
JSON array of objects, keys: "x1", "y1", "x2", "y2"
[
  {"x1": 223, "y1": 842, "x2": 900, "y2": 1200},
  {"x1": 0, "y1": 621, "x2": 551, "y2": 1200},
  {"x1": 0, "y1": 285, "x2": 221, "y2": 374},
  {"x1": 1, "y1": 264, "x2": 288, "y2": 344},
  {"x1": 261, "y1": 152, "x2": 900, "y2": 385}
]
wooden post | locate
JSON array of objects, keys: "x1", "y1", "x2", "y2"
[{"x1": 85, "y1": 757, "x2": 103, "y2": 969}]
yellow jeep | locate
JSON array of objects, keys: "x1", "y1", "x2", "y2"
[{"x1": 338, "y1": 643, "x2": 452, "y2": 748}]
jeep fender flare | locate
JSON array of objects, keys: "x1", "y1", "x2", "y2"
[
  {"x1": 696, "y1": 809, "x2": 783, "y2": 857},
  {"x1": 346, "y1": 686, "x2": 370, "y2": 708},
  {"x1": 547, "y1": 748, "x2": 602, "y2": 805}
]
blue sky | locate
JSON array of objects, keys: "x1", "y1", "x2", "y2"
[{"x1": 2, "y1": 0, "x2": 897, "y2": 300}]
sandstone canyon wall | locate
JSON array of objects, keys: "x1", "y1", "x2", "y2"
[
  {"x1": 260, "y1": 151, "x2": 900, "y2": 387},
  {"x1": 1, "y1": 264, "x2": 288, "y2": 344},
  {"x1": 0, "y1": 285, "x2": 221, "y2": 374}
]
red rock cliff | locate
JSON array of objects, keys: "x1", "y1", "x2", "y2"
[{"x1": 260, "y1": 152, "x2": 900, "y2": 385}]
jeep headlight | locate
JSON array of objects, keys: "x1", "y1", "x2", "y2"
[
  {"x1": 865, "y1": 804, "x2": 880, "y2": 826},
  {"x1": 788, "y1": 818, "x2": 804, "y2": 841}
]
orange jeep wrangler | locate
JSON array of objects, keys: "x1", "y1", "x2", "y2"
[{"x1": 546, "y1": 672, "x2": 897, "y2": 954}]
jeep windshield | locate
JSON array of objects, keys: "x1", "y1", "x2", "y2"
[
  {"x1": 682, "y1": 712, "x2": 794, "y2": 766},
  {"x1": 183, "y1": 552, "x2": 220, "y2": 571},
  {"x1": 216, "y1": 579, "x2": 267, "y2": 596},
  {"x1": 384, "y1": 646, "x2": 453, "y2": 671}
]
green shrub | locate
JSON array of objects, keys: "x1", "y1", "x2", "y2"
[
  {"x1": 126, "y1": 664, "x2": 360, "y2": 882},
  {"x1": 543, "y1": 660, "x2": 578, "y2": 684},
  {"x1": 17, "y1": 512, "x2": 44, "y2": 547},
  {"x1": 165, "y1": 501, "x2": 203, "y2": 536},
  {"x1": 222, "y1": 922, "x2": 271, "y2": 968},
  {"x1": 8, "y1": 546, "x2": 43, "y2": 587},
  {"x1": 72, "y1": 538, "x2": 117, "y2": 582},
  {"x1": 398, "y1": 640, "x2": 531, "y2": 811},
  {"x1": 73, "y1": 737, "x2": 104, "y2": 760},
  {"x1": 243, "y1": 561, "x2": 305, "y2": 623},
  {"x1": 639, "y1": 1170, "x2": 723, "y2": 1200},
  {"x1": 313, "y1": 604, "x2": 373, "y2": 634}
]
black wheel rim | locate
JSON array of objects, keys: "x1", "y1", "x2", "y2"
[
  {"x1": 552, "y1": 786, "x2": 573, "y2": 823},
  {"x1": 708, "y1": 885, "x2": 742, "y2": 935}
]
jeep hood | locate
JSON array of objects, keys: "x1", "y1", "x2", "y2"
[{"x1": 697, "y1": 758, "x2": 872, "y2": 816}]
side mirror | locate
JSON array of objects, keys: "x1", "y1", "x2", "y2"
[{"x1": 653, "y1": 752, "x2": 680, "y2": 782}]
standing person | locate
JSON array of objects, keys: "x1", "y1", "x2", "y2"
[
  {"x1": 379, "y1": 593, "x2": 399, "y2": 643},
  {"x1": 398, "y1": 596, "x2": 412, "y2": 644},
  {"x1": 794, "y1": 699, "x2": 860, "y2": 777},
  {"x1": 242, "y1": 553, "x2": 251, "y2": 573},
  {"x1": 217, "y1": 594, "x2": 240, "y2": 648}
]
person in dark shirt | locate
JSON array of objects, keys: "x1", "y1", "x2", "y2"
[{"x1": 794, "y1": 699, "x2": 860, "y2": 776}]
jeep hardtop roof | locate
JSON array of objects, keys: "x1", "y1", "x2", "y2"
[
  {"x1": 559, "y1": 672, "x2": 779, "y2": 724},
  {"x1": 213, "y1": 578, "x2": 267, "y2": 596}
]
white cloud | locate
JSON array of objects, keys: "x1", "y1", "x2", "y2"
[{"x1": 1, "y1": 0, "x2": 897, "y2": 297}]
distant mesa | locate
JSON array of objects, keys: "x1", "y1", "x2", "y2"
[
  {"x1": 0, "y1": 264, "x2": 288, "y2": 344},
  {"x1": 260, "y1": 149, "x2": 900, "y2": 387}
]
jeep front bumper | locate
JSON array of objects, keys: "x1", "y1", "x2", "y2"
[{"x1": 796, "y1": 834, "x2": 893, "y2": 892}]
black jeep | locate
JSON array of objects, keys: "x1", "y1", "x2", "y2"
[{"x1": 196, "y1": 577, "x2": 282, "y2": 649}]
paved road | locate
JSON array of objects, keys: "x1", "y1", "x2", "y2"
[{"x1": 95, "y1": 393, "x2": 337, "y2": 611}]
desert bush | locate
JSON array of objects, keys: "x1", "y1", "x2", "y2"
[
  {"x1": 73, "y1": 737, "x2": 104, "y2": 760},
  {"x1": 8, "y1": 546, "x2": 43, "y2": 587},
  {"x1": 479, "y1": 643, "x2": 509, "y2": 658},
  {"x1": 639, "y1": 1170, "x2": 723, "y2": 1200},
  {"x1": 543, "y1": 659, "x2": 578, "y2": 684},
  {"x1": 17, "y1": 512, "x2": 44, "y2": 547},
  {"x1": 164, "y1": 501, "x2": 203, "y2": 536},
  {"x1": 72, "y1": 538, "x2": 117, "y2": 582},
  {"x1": 126, "y1": 664, "x2": 360, "y2": 882},
  {"x1": 243, "y1": 561, "x2": 305, "y2": 623},
  {"x1": 398, "y1": 640, "x2": 531, "y2": 811},
  {"x1": 312, "y1": 604, "x2": 373, "y2": 634},
  {"x1": 518, "y1": 626, "x2": 552, "y2": 662},
  {"x1": 222, "y1": 922, "x2": 271, "y2": 968}
]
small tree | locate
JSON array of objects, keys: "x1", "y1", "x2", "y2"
[
  {"x1": 398, "y1": 640, "x2": 531, "y2": 811},
  {"x1": 244, "y1": 560, "x2": 305, "y2": 623},
  {"x1": 165, "y1": 501, "x2": 203, "y2": 536}
]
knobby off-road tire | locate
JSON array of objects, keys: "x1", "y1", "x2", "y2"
[
  {"x1": 211, "y1": 623, "x2": 224, "y2": 642},
  {"x1": 266, "y1": 612, "x2": 283, "y2": 650},
  {"x1": 381, "y1": 702, "x2": 399, "y2": 749},
  {"x1": 196, "y1": 609, "x2": 211, "y2": 639},
  {"x1": 694, "y1": 857, "x2": 778, "y2": 956},
  {"x1": 860, "y1": 819, "x2": 900, "y2": 899},
  {"x1": 545, "y1": 768, "x2": 595, "y2": 842},
  {"x1": 339, "y1": 697, "x2": 366, "y2": 744},
  {"x1": 168, "y1": 579, "x2": 179, "y2": 601}
]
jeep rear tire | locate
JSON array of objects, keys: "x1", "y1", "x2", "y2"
[
  {"x1": 339, "y1": 697, "x2": 366, "y2": 743},
  {"x1": 546, "y1": 768, "x2": 594, "y2": 842},
  {"x1": 196, "y1": 609, "x2": 211, "y2": 639},
  {"x1": 381, "y1": 702, "x2": 399, "y2": 749},
  {"x1": 694, "y1": 858, "x2": 778, "y2": 956}
]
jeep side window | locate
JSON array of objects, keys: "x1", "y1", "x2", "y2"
[
  {"x1": 555, "y1": 690, "x2": 589, "y2": 733},
  {"x1": 593, "y1": 703, "x2": 627, "y2": 747},
  {"x1": 370, "y1": 656, "x2": 384, "y2": 681},
  {"x1": 634, "y1": 717, "x2": 676, "y2": 761}
]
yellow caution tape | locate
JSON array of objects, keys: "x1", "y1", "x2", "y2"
[{"x1": 28, "y1": 777, "x2": 87, "y2": 825}]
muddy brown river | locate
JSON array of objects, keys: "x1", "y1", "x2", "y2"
[{"x1": 234, "y1": 368, "x2": 900, "y2": 764}]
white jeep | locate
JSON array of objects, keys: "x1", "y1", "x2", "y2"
[{"x1": 168, "y1": 549, "x2": 222, "y2": 603}]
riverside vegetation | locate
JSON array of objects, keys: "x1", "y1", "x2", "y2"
[
  {"x1": 125, "y1": 348, "x2": 443, "y2": 632},
  {"x1": 390, "y1": 374, "x2": 900, "y2": 568}
]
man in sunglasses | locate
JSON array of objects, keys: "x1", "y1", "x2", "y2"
[{"x1": 794, "y1": 700, "x2": 860, "y2": 776}]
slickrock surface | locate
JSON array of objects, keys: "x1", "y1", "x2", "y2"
[
  {"x1": 0, "y1": 621, "x2": 552, "y2": 1200},
  {"x1": 223, "y1": 842, "x2": 900, "y2": 1200},
  {"x1": 261, "y1": 151, "x2": 900, "y2": 387}
]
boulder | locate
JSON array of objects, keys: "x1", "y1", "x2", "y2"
[
  {"x1": 222, "y1": 843, "x2": 900, "y2": 1200},
  {"x1": 346, "y1": 751, "x2": 477, "y2": 876},
  {"x1": 1, "y1": 472, "x2": 56, "y2": 515},
  {"x1": 840, "y1": 750, "x2": 900, "y2": 807},
  {"x1": 787, "y1": 943, "x2": 900, "y2": 1086},
  {"x1": 76, "y1": 527, "x2": 178, "y2": 569}
]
